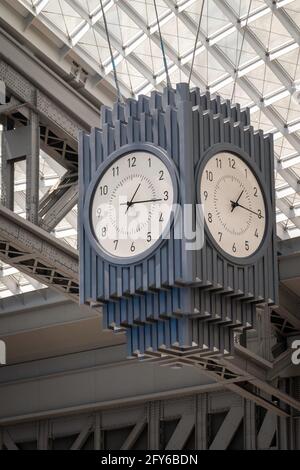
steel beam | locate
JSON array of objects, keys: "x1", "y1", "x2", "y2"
[
  {"x1": 209, "y1": 406, "x2": 244, "y2": 450},
  {"x1": 1, "y1": 117, "x2": 14, "y2": 211},
  {"x1": 39, "y1": 181, "x2": 78, "y2": 232},
  {"x1": 62, "y1": 0, "x2": 163, "y2": 93},
  {"x1": 256, "y1": 305, "x2": 273, "y2": 361},
  {"x1": 0, "y1": 28, "x2": 100, "y2": 131},
  {"x1": 196, "y1": 394, "x2": 208, "y2": 449},
  {"x1": 276, "y1": 199, "x2": 300, "y2": 231},
  {"x1": 26, "y1": 110, "x2": 40, "y2": 224},
  {"x1": 244, "y1": 400, "x2": 256, "y2": 449},
  {"x1": 37, "y1": 420, "x2": 49, "y2": 450},
  {"x1": 2, "y1": 430, "x2": 18, "y2": 450},
  {"x1": 120, "y1": 418, "x2": 147, "y2": 450},
  {"x1": 147, "y1": 402, "x2": 160, "y2": 450},
  {"x1": 279, "y1": 251, "x2": 300, "y2": 283},
  {"x1": 0, "y1": 59, "x2": 79, "y2": 149},
  {"x1": 257, "y1": 411, "x2": 277, "y2": 449},
  {"x1": 178, "y1": 355, "x2": 291, "y2": 417},
  {"x1": 70, "y1": 418, "x2": 93, "y2": 450},
  {"x1": 0, "y1": 205, "x2": 78, "y2": 300},
  {"x1": 272, "y1": 284, "x2": 300, "y2": 333},
  {"x1": 264, "y1": 0, "x2": 300, "y2": 47},
  {"x1": 165, "y1": 414, "x2": 195, "y2": 450}
]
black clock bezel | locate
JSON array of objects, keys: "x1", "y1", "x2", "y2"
[
  {"x1": 83, "y1": 143, "x2": 180, "y2": 265},
  {"x1": 195, "y1": 143, "x2": 272, "y2": 265}
]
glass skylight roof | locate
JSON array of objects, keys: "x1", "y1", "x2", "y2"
[{"x1": 1, "y1": 0, "x2": 300, "y2": 298}]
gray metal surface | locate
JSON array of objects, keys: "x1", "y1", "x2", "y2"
[{"x1": 0, "y1": 337, "x2": 299, "y2": 449}]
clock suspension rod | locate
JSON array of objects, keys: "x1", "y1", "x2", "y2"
[
  {"x1": 153, "y1": 0, "x2": 171, "y2": 88},
  {"x1": 188, "y1": 0, "x2": 205, "y2": 86},
  {"x1": 99, "y1": 0, "x2": 123, "y2": 103},
  {"x1": 231, "y1": 0, "x2": 253, "y2": 103}
]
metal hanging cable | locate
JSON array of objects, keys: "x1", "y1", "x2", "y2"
[
  {"x1": 153, "y1": 0, "x2": 171, "y2": 88},
  {"x1": 231, "y1": 0, "x2": 253, "y2": 103},
  {"x1": 188, "y1": 0, "x2": 205, "y2": 86},
  {"x1": 99, "y1": 0, "x2": 122, "y2": 102}
]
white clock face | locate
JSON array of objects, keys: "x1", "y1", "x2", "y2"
[
  {"x1": 90, "y1": 151, "x2": 175, "y2": 259},
  {"x1": 200, "y1": 152, "x2": 266, "y2": 258}
]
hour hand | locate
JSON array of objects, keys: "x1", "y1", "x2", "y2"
[
  {"x1": 125, "y1": 183, "x2": 141, "y2": 213},
  {"x1": 231, "y1": 190, "x2": 244, "y2": 212}
]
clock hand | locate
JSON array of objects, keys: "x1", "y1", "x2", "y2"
[
  {"x1": 231, "y1": 190, "x2": 244, "y2": 212},
  {"x1": 125, "y1": 183, "x2": 141, "y2": 214},
  {"x1": 230, "y1": 201, "x2": 264, "y2": 218},
  {"x1": 120, "y1": 198, "x2": 162, "y2": 206}
]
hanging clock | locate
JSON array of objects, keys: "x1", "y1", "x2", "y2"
[
  {"x1": 197, "y1": 146, "x2": 270, "y2": 261},
  {"x1": 84, "y1": 144, "x2": 179, "y2": 264}
]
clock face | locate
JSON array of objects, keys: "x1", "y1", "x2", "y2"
[
  {"x1": 90, "y1": 151, "x2": 176, "y2": 260},
  {"x1": 200, "y1": 152, "x2": 267, "y2": 258}
]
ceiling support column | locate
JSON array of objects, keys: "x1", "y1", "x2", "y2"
[
  {"x1": 1, "y1": 114, "x2": 14, "y2": 211},
  {"x1": 26, "y1": 109, "x2": 40, "y2": 225}
]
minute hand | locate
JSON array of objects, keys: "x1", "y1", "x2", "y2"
[
  {"x1": 230, "y1": 201, "x2": 264, "y2": 218},
  {"x1": 121, "y1": 198, "x2": 162, "y2": 206}
]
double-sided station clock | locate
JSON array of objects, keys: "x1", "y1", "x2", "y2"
[{"x1": 80, "y1": 84, "x2": 277, "y2": 359}]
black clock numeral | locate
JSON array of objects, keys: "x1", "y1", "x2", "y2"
[
  {"x1": 255, "y1": 229, "x2": 259, "y2": 238},
  {"x1": 130, "y1": 242, "x2": 136, "y2": 253},
  {"x1": 96, "y1": 207, "x2": 102, "y2": 218},
  {"x1": 258, "y1": 209, "x2": 263, "y2": 219},
  {"x1": 128, "y1": 156, "x2": 136, "y2": 168},
  {"x1": 208, "y1": 213, "x2": 213, "y2": 223},
  {"x1": 216, "y1": 158, "x2": 222, "y2": 168},
  {"x1": 147, "y1": 232, "x2": 152, "y2": 243},
  {"x1": 101, "y1": 226, "x2": 107, "y2": 237},
  {"x1": 245, "y1": 168, "x2": 248, "y2": 178},
  {"x1": 232, "y1": 243, "x2": 237, "y2": 253},
  {"x1": 206, "y1": 170, "x2": 214, "y2": 182},
  {"x1": 204, "y1": 191, "x2": 208, "y2": 201},
  {"x1": 113, "y1": 240, "x2": 118, "y2": 251},
  {"x1": 112, "y1": 166, "x2": 119, "y2": 177},
  {"x1": 245, "y1": 241, "x2": 250, "y2": 251},
  {"x1": 99, "y1": 185, "x2": 108, "y2": 196},
  {"x1": 218, "y1": 232, "x2": 223, "y2": 242},
  {"x1": 159, "y1": 170, "x2": 164, "y2": 181},
  {"x1": 159, "y1": 213, "x2": 164, "y2": 222},
  {"x1": 163, "y1": 191, "x2": 169, "y2": 201},
  {"x1": 253, "y1": 187, "x2": 258, "y2": 197},
  {"x1": 148, "y1": 158, "x2": 152, "y2": 167},
  {"x1": 228, "y1": 158, "x2": 236, "y2": 169}
]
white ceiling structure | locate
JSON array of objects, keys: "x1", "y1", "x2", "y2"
[{"x1": 1, "y1": 0, "x2": 300, "y2": 298}]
